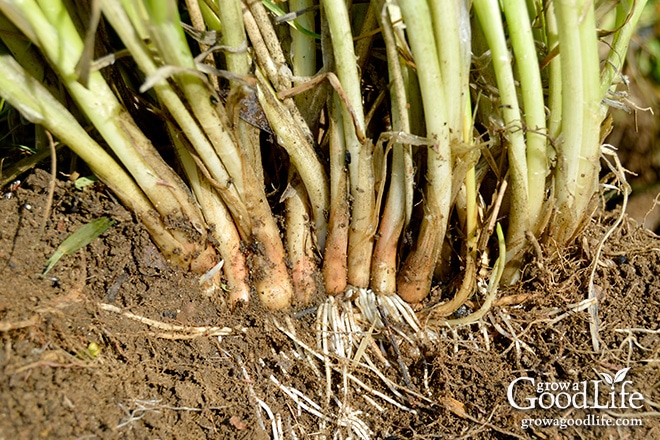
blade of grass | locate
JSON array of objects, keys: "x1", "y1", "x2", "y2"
[{"x1": 42, "y1": 217, "x2": 114, "y2": 276}]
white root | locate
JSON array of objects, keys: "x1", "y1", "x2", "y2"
[{"x1": 97, "y1": 303, "x2": 235, "y2": 338}]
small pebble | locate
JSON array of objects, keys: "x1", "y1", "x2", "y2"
[{"x1": 454, "y1": 304, "x2": 472, "y2": 318}]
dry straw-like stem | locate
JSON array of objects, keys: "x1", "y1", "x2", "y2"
[{"x1": 98, "y1": 303, "x2": 236, "y2": 339}]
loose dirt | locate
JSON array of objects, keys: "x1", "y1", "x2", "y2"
[{"x1": 1, "y1": 168, "x2": 658, "y2": 439}]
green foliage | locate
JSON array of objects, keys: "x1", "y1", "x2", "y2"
[
  {"x1": 42, "y1": 217, "x2": 114, "y2": 276},
  {"x1": 0, "y1": 0, "x2": 648, "y2": 313}
]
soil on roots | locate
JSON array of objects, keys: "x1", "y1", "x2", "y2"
[{"x1": 1, "y1": 168, "x2": 658, "y2": 439}]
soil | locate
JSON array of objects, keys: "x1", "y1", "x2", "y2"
[{"x1": 0, "y1": 168, "x2": 658, "y2": 439}]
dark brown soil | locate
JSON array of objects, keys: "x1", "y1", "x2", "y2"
[{"x1": 1, "y1": 168, "x2": 658, "y2": 439}]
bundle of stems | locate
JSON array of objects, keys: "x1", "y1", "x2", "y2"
[{"x1": 0, "y1": 0, "x2": 646, "y2": 324}]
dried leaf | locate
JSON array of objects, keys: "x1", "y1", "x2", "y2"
[
  {"x1": 229, "y1": 415, "x2": 247, "y2": 430},
  {"x1": 442, "y1": 396, "x2": 468, "y2": 418}
]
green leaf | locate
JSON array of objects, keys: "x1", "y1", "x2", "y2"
[
  {"x1": 74, "y1": 175, "x2": 98, "y2": 190},
  {"x1": 42, "y1": 217, "x2": 114, "y2": 276},
  {"x1": 262, "y1": 0, "x2": 321, "y2": 39}
]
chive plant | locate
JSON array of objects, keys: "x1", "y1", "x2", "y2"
[{"x1": 0, "y1": 0, "x2": 645, "y2": 320}]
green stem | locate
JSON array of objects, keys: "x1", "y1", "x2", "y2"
[
  {"x1": 198, "y1": 0, "x2": 222, "y2": 32},
  {"x1": 473, "y1": 0, "x2": 529, "y2": 278},
  {"x1": 396, "y1": 0, "x2": 451, "y2": 301},
  {"x1": 6, "y1": 0, "x2": 207, "y2": 250},
  {"x1": 545, "y1": 1, "x2": 562, "y2": 144},
  {"x1": 322, "y1": 95, "x2": 349, "y2": 294},
  {"x1": 370, "y1": 0, "x2": 411, "y2": 296},
  {"x1": 600, "y1": 0, "x2": 648, "y2": 101},
  {"x1": 398, "y1": 0, "x2": 451, "y2": 225},
  {"x1": 102, "y1": 1, "x2": 252, "y2": 236},
  {"x1": 215, "y1": 0, "x2": 250, "y2": 76},
  {"x1": 0, "y1": 52, "x2": 193, "y2": 267},
  {"x1": 216, "y1": 0, "x2": 263, "y2": 187},
  {"x1": 552, "y1": 1, "x2": 583, "y2": 232},
  {"x1": 321, "y1": 0, "x2": 373, "y2": 288},
  {"x1": 290, "y1": 0, "x2": 318, "y2": 115},
  {"x1": 143, "y1": 0, "x2": 293, "y2": 309},
  {"x1": 142, "y1": 0, "x2": 248, "y2": 194},
  {"x1": 428, "y1": 0, "x2": 467, "y2": 139},
  {"x1": 290, "y1": 0, "x2": 317, "y2": 77},
  {"x1": 574, "y1": 1, "x2": 602, "y2": 222},
  {"x1": 503, "y1": 0, "x2": 547, "y2": 234},
  {"x1": 551, "y1": 0, "x2": 601, "y2": 243},
  {"x1": 255, "y1": 68, "x2": 329, "y2": 248}
]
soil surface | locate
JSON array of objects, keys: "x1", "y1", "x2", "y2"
[{"x1": 1, "y1": 168, "x2": 658, "y2": 439}]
